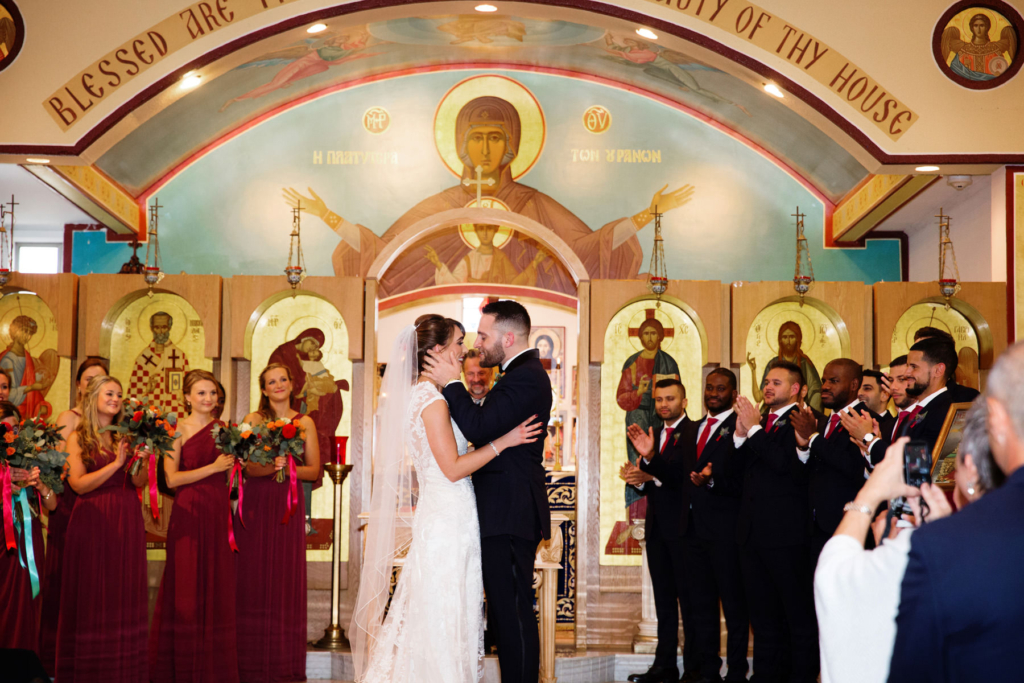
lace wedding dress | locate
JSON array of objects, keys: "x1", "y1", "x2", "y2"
[{"x1": 361, "y1": 381, "x2": 485, "y2": 683}]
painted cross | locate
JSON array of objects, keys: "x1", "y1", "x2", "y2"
[
  {"x1": 168, "y1": 349, "x2": 181, "y2": 368},
  {"x1": 462, "y1": 164, "x2": 496, "y2": 207},
  {"x1": 142, "y1": 354, "x2": 157, "y2": 367},
  {"x1": 628, "y1": 308, "x2": 675, "y2": 343}
]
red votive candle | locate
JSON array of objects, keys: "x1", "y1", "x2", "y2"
[{"x1": 333, "y1": 436, "x2": 348, "y2": 465}]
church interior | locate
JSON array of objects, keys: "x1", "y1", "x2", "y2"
[{"x1": 1, "y1": 0, "x2": 1022, "y2": 681}]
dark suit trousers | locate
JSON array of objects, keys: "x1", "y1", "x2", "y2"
[
  {"x1": 688, "y1": 527, "x2": 750, "y2": 680},
  {"x1": 740, "y1": 543, "x2": 819, "y2": 683},
  {"x1": 809, "y1": 525, "x2": 832, "y2": 573},
  {"x1": 481, "y1": 535, "x2": 540, "y2": 683},
  {"x1": 645, "y1": 526, "x2": 693, "y2": 672}
]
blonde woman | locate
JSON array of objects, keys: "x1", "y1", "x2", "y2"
[{"x1": 55, "y1": 376, "x2": 148, "y2": 683}]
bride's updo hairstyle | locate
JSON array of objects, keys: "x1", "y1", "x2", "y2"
[{"x1": 415, "y1": 314, "x2": 454, "y2": 374}]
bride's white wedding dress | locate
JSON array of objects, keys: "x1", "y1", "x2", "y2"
[{"x1": 361, "y1": 381, "x2": 485, "y2": 683}]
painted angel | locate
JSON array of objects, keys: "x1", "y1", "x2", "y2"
[
  {"x1": 941, "y1": 13, "x2": 1017, "y2": 81},
  {"x1": 220, "y1": 27, "x2": 382, "y2": 112}
]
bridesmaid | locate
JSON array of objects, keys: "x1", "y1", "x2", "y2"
[
  {"x1": 55, "y1": 376, "x2": 149, "y2": 683},
  {"x1": 236, "y1": 363, "x2": 320, "y2": 683},
  {"x1": 149, "y1": 369, "x2": 239, "y2": 682},
  {"x1": 38, "y1": 357, "x2": 108, "y2": 673},
  {"x1": 1, "y1": 401, "x2": 57, "y2": 650}
]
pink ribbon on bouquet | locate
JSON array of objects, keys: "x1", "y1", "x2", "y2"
[
  {"x1": 281, "y1": 456, "x2": 299, "y2": 525},
  {"x1": 228, "y1": 460, "x2": 244, "y2": 552},
  {"x1": 147, "y1": 450, "x2": 160, "y2": 521},
  {"x1": 2, "y1": 464, "x2": 15, "y2": 552}
]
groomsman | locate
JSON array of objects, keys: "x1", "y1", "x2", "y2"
[
  {"x1": 845, "y1": 340, "x2": 957, "y2": 463},
  {"x1": 734, "y1": 362, "x2": 818, "y2": 683},
  {"x1": 913, "y1": 327, "x2": 980, "y2": 402},
  {"x1": 621, "y1": 379, "x2": 698, "y2": 683},
  {"x1": 791, "y1": 359, "x2": 869, "y2": 567},
  {"x1": 686, "y1": 369, "x2": 749, "y2": 683},
  {"x1": 857, "y1": 369, "x2": 895, "y2": 434}
]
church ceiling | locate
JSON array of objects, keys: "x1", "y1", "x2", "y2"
[{"x1": 89, "y1": 9, "x2": 869, "y2": 202}]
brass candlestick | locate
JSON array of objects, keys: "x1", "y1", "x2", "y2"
[{"x1": 313, "y1": 462, "x2": 353, "y2": 650}]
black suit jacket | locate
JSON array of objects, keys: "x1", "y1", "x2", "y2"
[
  {"x1": 869, "y1": 390, "x2": 955, "y2": 465},
  {"x1": 443, "y1": 349, "x2": 552, "y2": 541},
  {"x1": 948, "y1": 379, "x2": 980, "y2": 403},
  {"x1": 807, "y1": 402, "x2": 870, "y2": 536},
  {"x1": 690, "y1": 412, "x2": 745, "y2": 542},
  {"x1": 638, "y1": 416, "x2": 696, "y2": 541},
  {"x1": 736, "y1": 406, "x2": 810, "y2": 548},
  {"x1": 888, "y1": 467, "x2": 1024, "y2": 682}
]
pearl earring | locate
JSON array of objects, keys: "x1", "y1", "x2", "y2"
[{"x1": 967, "y1": 480, "x2": 978, "y2": 497}]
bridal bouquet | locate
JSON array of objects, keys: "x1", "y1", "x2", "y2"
[
  {"x1": 2, "y1": 418, "x2": 69, "y2": 495},
  {"x1": 259, "y1": 418, "x2": 306, "y2": 484},
  {"x1": 212, "y1": 421, "x2": 265, "y2": 492},
  {"x1": 101, "y1": 398, "x2": 179, "y2": 520}
]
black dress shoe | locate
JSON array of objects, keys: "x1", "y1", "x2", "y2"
[{"x1": 627, "y1": 665, "x2": 680, "y2": 683}]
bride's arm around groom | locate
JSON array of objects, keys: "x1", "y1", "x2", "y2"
[{"x1": 424, "y1": 300, "x2": 554, "y2": 683}]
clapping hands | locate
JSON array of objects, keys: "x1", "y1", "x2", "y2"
[
  {"x1": 626, "y1": 423, "x2": 655, "y2": 458},
  {"x1": 734, "y1": 396, "x2": 760, "y2": 437},
  {"x1": 790, "y1": 406, "x2": 818, "y2": 448},
  {"x1": 619, "y1": 461, "x2": 653, "y2": 487}
]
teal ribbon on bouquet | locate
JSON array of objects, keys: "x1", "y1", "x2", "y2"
[{"x1": 11, "y1": 487, "x2": 41, "y2": 598}]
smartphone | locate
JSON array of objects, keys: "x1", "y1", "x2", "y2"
[
  {"x1": 903, "y1": 440, "x2": 932, "y2": 488},
  {"x1": 892, "y1": 440, "x2": 932, "y2": 518}
]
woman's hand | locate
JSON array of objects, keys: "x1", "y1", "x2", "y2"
[
  {"x1": 504, "y1": 415, "x2": 545, "y2": 448},
  {"x1": 115, "y1": 440, "x2": 129, "y2": 468},
  {"x1": 10, "y1": 466, "x2": 30, "y2": 483},
  {"x1": 274, "y1": 456, "x2": 287, "y2": 471},
  {"x1": 907, "y1": 482, "x2": 954, "y2": 526},
  {"x1": 212, "y1": 453, "x2": 234, "y2": 473},
  {"x1": 854, "y1": 438, "x2": 920, "y2": 510}
]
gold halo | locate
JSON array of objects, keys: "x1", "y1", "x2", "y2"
[
  {"x1": 434, "y1": 74, "x2": 546, "y2": 181},
  {"x1": 137, "y1": 298, "x2": 192, "y2": 348},
  {"x1": 459, "y1": 196, "x2": 513, "y2": 248},
  {"x1": 284, "y1": 315, "x2": 335, "y2": 355},
  {"x1": 627, "y1": 306, "x2": 681, "y2": 354},
  {"x1": 956, "y1": 7, "x2": 1007, "y2": 41},
  {"x1": 764, "y1": 309, "x2": 816, "y2": 355},
  {"x1": 0, "y1": 294, "x2": 54, "y2": 354}
]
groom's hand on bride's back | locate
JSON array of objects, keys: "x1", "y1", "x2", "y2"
[{"x1": 423, "y1": 348, "x2": 463, "y2": 386}]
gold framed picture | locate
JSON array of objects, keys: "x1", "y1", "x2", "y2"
[{"x1": 931, "y1": 402, "x2": 975, "y2": 490}]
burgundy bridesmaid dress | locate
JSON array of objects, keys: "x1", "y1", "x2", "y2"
[
  {"x1": 0, "y1": 488, "x2": 45, "y2": 651},
  {"x1": 55, "y1": 448, "x2": 148, "y2": 683},
  {"x1": 149, "y1": 422, "x2": 239, "y2": 683},
  {"x1": 235, "y1": 417, "x2": 308, "y2": 683},
  {"x1": 38, "y1": 485, "x2": 77, "y2": 673}
]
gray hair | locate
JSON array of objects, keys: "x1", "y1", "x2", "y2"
[
  {"x1": 958, "y1": 397, "x2": 1006, "y2": 493},
  {"x1": 985, "y1": 341, "x2": 1024, "y2": 442}
]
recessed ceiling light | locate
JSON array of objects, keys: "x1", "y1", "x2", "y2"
[
  {"x1": 307, "y1": 23, "x2": 327, "y2": 34},
  {"x1": 25, "y1": 158, "x2": 50, "y2": 164},
  {"x1": 475, "y1": 4, "x2": 498, "y2": 12},
  {"x1": 764, "y1": 83, "x2": 784, "y2": 98},
  {"x1": 915, "y1": 165, "x2": 940, "y2": 172},
  {"x1": 181, "y1": 73, "x2": 202, "y2": 90},
  {"x1": 636, "y1": 28, "x2": 658, "y2": 40}
]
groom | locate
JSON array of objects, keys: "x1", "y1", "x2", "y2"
[{"x1": 426, "y1": 300, "x2": 552, "y2": 683}]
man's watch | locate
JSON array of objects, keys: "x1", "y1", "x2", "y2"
[{"x1": 862, "y1": 433, "x2": 876, "y2": 446}]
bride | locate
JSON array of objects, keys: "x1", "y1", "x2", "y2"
[{"x1": 350, "y1": 314, "x2": 543, "y2": 682}]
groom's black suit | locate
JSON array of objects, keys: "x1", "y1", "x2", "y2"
[{"x1": 444, "y1": 348, "x2": 552, "y2": 683}]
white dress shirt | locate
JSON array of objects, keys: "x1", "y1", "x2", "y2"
[
  {"x1": 814, "y1": 530, "x2": 914, "y2": 683},
  {"x1": 734, "y1": 402, "x2": 797, "y2": 448},
  {"x1": 798, "y1": 400, "x2": 860, "y2": 463}
]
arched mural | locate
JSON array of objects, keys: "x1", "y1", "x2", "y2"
[
  {"x1": 599, "y1": 298, "x2": 703, "y2": 567},
  {"x1": 246, "y1": 292, "x2": 353, "y2": 562}
]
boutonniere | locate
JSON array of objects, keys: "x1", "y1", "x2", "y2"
[
  {"x1": 910, "y1": 411, "x2": 927, "y2": 427},
  {"x1": 775, "y1": 419, "x2": 788, "y2": 429},
  {"x1": 673, "y1": 432, "x2": 681, "y2": 445},
  {"x1": 716, "y1": 427, "x2": 732, "y2": 441}
]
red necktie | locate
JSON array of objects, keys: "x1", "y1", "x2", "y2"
[
  {"x1": 892, "y1": 410, "x2": 911, "y2": 438},
  {"x1": 765, "y1": 414, "x2": 779, "y2": 433},
  {"x1": 696, "y1": 417, "x2": 718, "y2": 459},
  {"x1": 825, "y1": 413, "x2": 841, "y2": 439},
  {"x1": 661, "y1": 427, "x2": 675, "y2": 454}
]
